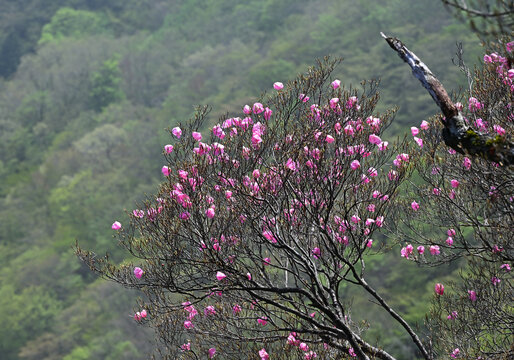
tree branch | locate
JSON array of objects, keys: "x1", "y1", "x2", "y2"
[{"x1": 381, "y1": 32, "x2": 514, "y2": 167}]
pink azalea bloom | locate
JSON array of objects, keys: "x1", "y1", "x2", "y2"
[
  {"x1": 468, "y1": 97, "x2": 482, "y2": 112},
  {"x1": 264, "y1": 107, "x2": 273, "y2": 121},
  {"x1": 247, "y1": 272, "x2": 252, "y2": 280},
  {"x1": 500, "y1": 264, "x2": 511, "y2": 271},
  {"x1": 446, "y1": 237, "x2": 454, "y2": 246},
  {"x1": 411, "y1": 201, "x2": 419, "y2": 211},
  {"x1": 430, "y1": 245, "x2": 440, "y2": 255},
  {"x1": 225, "y1": 190, "x2": 233, "y2": 200},
  {"x1": 462, "y1": 157, "x2": 471, "y2": 169},
  {"x1": 259, "y1": 348, "x2": 270, "y2": 360},
  {"x1": 299, "y1": 343, "x2": 309, "y2": 351},
  {"x1": 253, "y1": 102, "x2": 264, "y2": 114},
  {"x1": 257, "y1": 317, "x2": 268, "y2": 326},
  {"x1": 184, "y1": 320, "x2": 193, "y2": 329},
  {"x1": 243, "y1": 104, "x2": 252, "y2": 114},
  {"x1": 172, "y1": 127, "x2": 182, "y2": 138},
  {"x1": 132, "y1": 209, "x2": 144, "y2": 218},
  {"x1": 414, "y1": 137, "x2": 423, "y2": 148},
  {"x1": 367, "y1": 204, "x2": 375, "y2": 212},
  {"x1": 273, "y1": 82, "x2": 284, "y2": 90},
  {"x1": 433, "y1": 188, "x2": 441, "y2": 196},
  {"x1": 216, "y1": 271, "x2": 227, "y2": 281},
  {"x1": 369, "y1": 134, "x2": 381, "y2": 145},
  {"x1": 134, "y1": 312, "x2": 142, "y2": 321},
  {"x1": 420, "y1": 120, "x2": 429, "y2": 130},
  {"x1": 285, "y1": 158, "x2": 297, "y2": 171},
  {"x1": 192, "y1": 131, "x2": 202, "y2": 141},
  {"x1": 312, "y1": 247, "x2": 321, "y2": 259},
  {"x1": 164, "y1": 144, "x2": 174, "y2": 153},
  {"x1": 401, "y1": 244, "x2": 414, "y2": 259},
  {"x1": 305, "y1": 351, "x2": 317, "y2": 359},
  {"x1": 206, "y1": 207, "x2": 215, "y2": 219},
  {"x1": 417, "y1": 245, "x2": 425, "y2": 254},
  {"x1": 141, "y1": 309, "x2": 147, "y2": 318},
  {"x1": 349, "y1": 348, "x2": 357, "y2": 357},
  {"x1": 366, "y1": 239, "x2": 373, "y2": 248},
  {"x1": 162, "y1": 166, "x2": 171, "y2": 176},
  {"x1": 181, "y1": 342, "x2": 191, "y2": 351},
  {"x1": 468, "y1": 290, "x2": 477, "y2": 301},
  {"x1": 329, "y1": 97, "x2": 339, "y2": 109},
  {"x1": 447, "y1": 311, "x2": 458, "y2": 320},
  {"x1": 491, "y1": 276, "x2": 501, "y2": 285},
  {"x1": 484, "y1": 54, "x2": 493, "y2": 63},
  {"x1": 326, "y1": 134, "x2": 335, "y2": 143},
  {"x1": 134, "y1": 267, "x2": 143, "y2": 279},
  {"x1": 493, "y1": 124, "x2": 506, "y2": 135},
  {"x1": 435, "y1": 283, "x2": 444, "y2": 295},
  {"x1": 299, "y1": 94, "x2": 310, "y2": 102},
  {"x1": 233, "y1": 304, "x2": 242, "y2": 314},
  {"x1": 375, "y1": 216, "x2": 384, "y2": 227},
  {"x1": 508, "y1": 69, "x2": 514, "y2": 79},
  {"x1": 208, "y1": 348, "x2": 216, "y2": 358},
  {"x1": 447, "y1": 228, "x2": 456, "y2": 236},
  {"x1": 451, "y1": 348, "x2": 460, "y2": 358},
  {"x1": 111, "y1": 221, "x2": 121, "y2": 230},
  {"x1": 331, "y1": 79, "x2": 341, "y2": 89},
  {"x1": 263, "y1": 258, "x2": 271, "y2": 265},
  {"x1": 179, "y1": 212, "x2": 191, "y2": 220},
  {"x1": 411, "y1": 127, "x2": 419, "y2": 136},
  {"x1": 350, "y1": 160, "x2": 360, "y2": 170},
  {"x1": 378, "y1": 141, "x2": 389, "y2": 151},
  {"x1": 204, "y1": 306, "x2": 216, "y2": 316},
  {"x1": 346, "y1": 96, "x2": 358, "y2": 108},
  {"x1": 507, "y1": 41, "x2": 514, "y2": 52},
  {"x1": 451, "y1": 179, "x2": 460, "y2": 188}
]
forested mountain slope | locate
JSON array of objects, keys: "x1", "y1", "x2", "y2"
[{"x1": 0, "y1": 1, "x2": 482, "y2": 358}]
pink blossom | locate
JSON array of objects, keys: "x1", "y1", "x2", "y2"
[
  {"x1": 462, "y1": 157, "x2": 471, "y2": 170},
  {"x1": 253, "y1": 102, "x2": 264, "y2": 114},
  {"x1": 430, "y1": 245, "x2": 440, "y2": 255},
  {"x1": 162, "y1": 166, "x2": 171, "y2": 176},
  {"x1": 141, "y1": 309, "x2": 147, "y2": 318},
  {"x1": 331, "y1": 79, "x2": 341, "y2": 89},
  {"x1": 367, "y1": 204, "x2": 375, "y2": 212},
  {"x1": 192, "y1": 131, "x2": 202, "y2": 141},
  {"x1": 450, "y1": 179, "x2": 460, "y2": 188},
  {"x1": 247, "y1": 272, "x2": 252, "y2": 280},
  {"x1": 344, "y1": 124, "x2": 355, "y2": 136},
  {"x1": 273, "y1": 82, "x2": 284, "y2": 90},
  {"x1": 414, "y1": 137, "x2": 423, "y2": 148},
  {"x1": 326, "y1": 134, "x2": 335, "y2": 143},
  {"x1": 350, "y1": 160, "x2": 360, "y2": 170},
  {"x1": 507, "y1": 41, "x2": 514, "y2": 52},
  {"x1": 208, "y1": 347, "x2": 216, "y2": 358},
  {"x1": 233, "y1": 304, "x2": 242, "y2": 314},
  {"x1": 243, "y1": 104, "x2": 252, "y2": 114},
  {"x1": 375, "y1": 216, "x2": 384, "y2": 227},
  {"x1": 366, "y1": 239, "x2": 373, "y2": 248},
  {"x1": 491, "y1": 276, "x2": 501, "y2": 285},
  {"x1": 264, "y1": 107, "x2": 273, "y2": 121},
  {"x1": 451, "y1": 348, "x2": 460, "y2": 358},
  {"x1": 508, "y1": 69, "x2": 514, "y2": 79},
  {"x1": 134, "y1": 312, "x2": 142, "y2": 321},
  {"x1": 181, "y1": 342, "x2": 191, "y2": 351},
  {"x1": 216, "y1": 271, "x2": 227, "y2": 281},
  {"x1": 206, "y1": 207, "x2": 215, "y2": 219},
  {"x1": 500, "y1": 264, "x2": 511, "y2": 271},
  {"x1": 369, "y1": 134, "x2": 381, "y2": 145},
  {"x1": 184, "y1": 320, "x2": 193, "y2": 329},
  {"x1": 420, "y1": 120, "x2": 429, "y2": 130},
  {"x1": 411, "y1": 127, "x2": 419, "y2": 136},
  {"x1": 447, "y1": 311, "x2": 458, "y2": 320},
  {"x1": 417, "y1": 245, "x2": 425, "y2": 254},
  {"x1": 493, "y1": 124, "x2": 506, "y2": 135},
  {"x1": 433, "y1": 188, "x2": 441, "y2": 195},
  {"x1": 401, "y1": 244, "x2": 414, "y2": 259},
  {"x1": 225, "y1": 190, "x2": 233, "y2": 200},
  {"x1": 172, "y1": 127, "x2": 182, "y2": 138},
  {"x1": 446, "y1": 237, "x2": 454, "y2": 246},
  {"x1": 204, "y1": 306, "x2": 216, "y2": 316},
  {"x1": 259, "y1": 348, "x2": 270, "y2": 360},
  {"x1": 329, "y1": 97, "x2": 339, "y2": 109},
  {"x1": 305, "y1": 351, "x2": 317, "y2": 359},
  {"x1": 299, "y1": 94, "x2": 310, "y2": 102},
  {"x1": 435, "y1": 283, "x2": 444, "y2": 295},
  {"x1": 484, "y1": 54, "x2": 493, "y2": 63},
  {"x1": 134, "y1": 267, "x2": 143, "y2": 279},
  {"x1": 349, "y1": 348, "x2": 357, "y2": 357},
  {"x1": 164, "y1": 144, "x2": 174, "y2": 153},
  {"x1": 111, "y1": 221, "x2": 121, "y2": 230},
  {"x1": 346, "y1": 96, "x2": 358, "y2": 108},
  {"x1": 468, "y1": 97, "x2": 482, "y2": 112},
  {"x1": 179, "y1": 212, "x2": 191, "y2": 220},
  {"x1": 312, "y1": 247, "x2": 321, "y2": 259},
  {"x1": 299, "y1": 343, "x2": 309, "y2": 351},
  {"x1": 378, "y1": 141, "x2": 389, "y2": 151},
  {"x1": 411, "y1": 201, "x2": 419, "y2": 211},
  {"x1": 257, "y1": 317, "x2": 268, "y2": 326},
  {"x1": 468, "y1": 290, "x2": 477, "y2": 301},
  {"x1": 132, "y1": 209, "x2": 144, "y2": 218},
  {"x1": 285, "y1": 158, "x2": 297, "y2": 171}
]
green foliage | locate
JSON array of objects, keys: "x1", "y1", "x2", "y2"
[{"x1": 89, "y1": 58, "x2": 125, "y2": 112}]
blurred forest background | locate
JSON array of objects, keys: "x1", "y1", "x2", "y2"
[{"x1": 0, "y1": 1, "x2": 484, "y2": 359}]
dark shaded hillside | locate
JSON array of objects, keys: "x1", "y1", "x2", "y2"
[{"x1": 0, "y1": 1, "x2": 483, "y2": 359}]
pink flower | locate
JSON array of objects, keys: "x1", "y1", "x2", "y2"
[
  {"x1": 349, "y1": 348, "x2": 357, "y2": 357},
  {"x1": 447, "y1": 311, "x2": 458, "y2": 320},
  {"x1": 468, "y1": 97, "x2": 482, "y2": 112},
  {"x1": 134, "y1": 267, "x2": 143, "y2": 279},
  {"x1": 206, "y1": 207, "x2": 215, "y2": 219},
  {"x1": 299, "y1": 343, "x2": 309, "y2": 351},
  {"x1": 192, "y1": 131, "x2": 202, "y2": 141},
  {"x1": 285, "y1": 158, "x2": 297, "y2": 171},
  {"x1": 331, "y1": 79, "x2": 341, "y2": 89},
  {"x1": 493, "y1": 124, "x2": 506, "y2": 135},
  {"x1": 430, "y1": 245, "x2": 440, "y2": 255},
  {"x1": 435, "y1": 283, "x2": 444, "y2": 295},
  {"x1": 204, "y1": 306, "x2": 216, "y2": 316},
  {"x1": 253, "y1": 102, "x2": 264, "y2": 114},
  {"x1": 141, "y1": 309, "x2": 147, "y2": 318},
  {"x1": 225, "y1": 190, "x2": 233, "y2": 200},
  {"x1": 233, "y1": 304, "x2": 242, "y2": 314},
  {"x1": 500, "y1": 264, "x2": 511, "y2": 271},
  {"x1": 299, "y1": 94, "x2": 309, "y2": 102},
  {"x1": 462, "y1": 157, "x2": 471, "y2": 170},
  {"x1": 368, "y1": 134, "x2": 381, "y2": 145},
  {"x1": 263, "y1": 258, "x2": 271, "y2": 265},
  {"x1": 257, "y1": 317, "x2": 268, "y2": 326},
  {"x1": 172, "y1": 127, "x2": 182, "y2": 138},
  {"x1": 446, "y1": 237, "x2": 454, "y2": 246},
  {"x1": 216, "y1": 271, "x2": 227, "y2": 281},
  {"x1": 417, "y1": 245, "x2": 425, "y2": 254},
  {"x1": 350, "y1": 160, "x2": 360, "y2": 170},
  {"x1": 329, "y1": 97, "x2": 339, "y2": 109},
  {"x1": 484, "y1": 54, "x2": 493, "y2": 63},
  {"x1": 243, "y1": 104, "x2": 252, "y2": 114},
  {"x1": 208, "y1": 347, "x2": 216, "y2": 358},
  {"x1": 413, "y1": 136, "x2": 423, "y2": 148},
  {"x1": 366, "y1": 239, "x2": 373, "y2": 248},
  {"x1": 468, "y1": 290, "x2": 477, "y2": 301},
  {"x1": 508, "y1": 69, "x2": 514, "y2": 80},
  {"x1": 247, "y1": 272, "x2": 252, "y2": 280},
  {"x1": 259, "y1": 348, "x2": 270, "y2": 360},
  {"x1": 164, "y1": 144, "x2": 174, "y2": 153},
  {"x1": 411, "y1": 127, "x2": 419, "y2": 136},
  {"x1": 411, "y1": 201, "x2": 419, "y2": 211},
  {"x1": 451, "y1": 348, "x2": 460, "y2": 358},
  {"x1": 420, "y1": 120, "x2": 429, "y2": 130},
  {"x1": 184, "y1": 320, "x2": 193, "y2": 329},
  {"x1": 264, "y1": 107, "x2": 273, "y2": 121},
  {"x1": 305, "y1": 351, "x2": 317, "y2": 359},
  {"x1": 134, "y1": 312, "x2": 142, "y2": 321},
  {"x1": 179, "y1": 212, "x2": 190, "y2": 220},
  {"x1": 162, "y1": 166, "x2": 171, "y2": 176},
  {"x1": 401, "y1": 244, "x2": 414, "y2": 259},
  {"x1": 273, "y1": 82, "x2": 284, "y2": 90},
  {"x1": 111, "y1": 221, "x2": 121, "y2": 230},
  {"x1": 181, "y1": 342, "x2": 191, "y2": 351},
  {"x1": 433, "y1": 188, "x2": 441, "y2": 195},
  {"x1": 506, "y1": 41, "x2": 514, "y2": 52},
  {"x1": 326, "y1": 135, "x2": 335, "y2": 143},
  {"x1": 312, "y1": 247, "x2": 321, "y2": 259},
  {"x1": 378, "y1": 141, "x2": 389, "y2": 151},
  {"x1": 491, "y1": 276, "x2": 501, "y2": 285},
  {"x1": 450, "y1": 179, "x2": 460, "y2": 188}
]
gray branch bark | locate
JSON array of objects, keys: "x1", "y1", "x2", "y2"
[{"x1": 381, "y1": 32, "x2": 514, "y2": 167}]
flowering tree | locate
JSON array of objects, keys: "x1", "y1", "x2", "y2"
[
  {"x1": 78, "y1": 33, "x2": 513, "y2": 359},
  {"x1": 383, "y1": 34, "x2": 513, "y2": 358}
]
